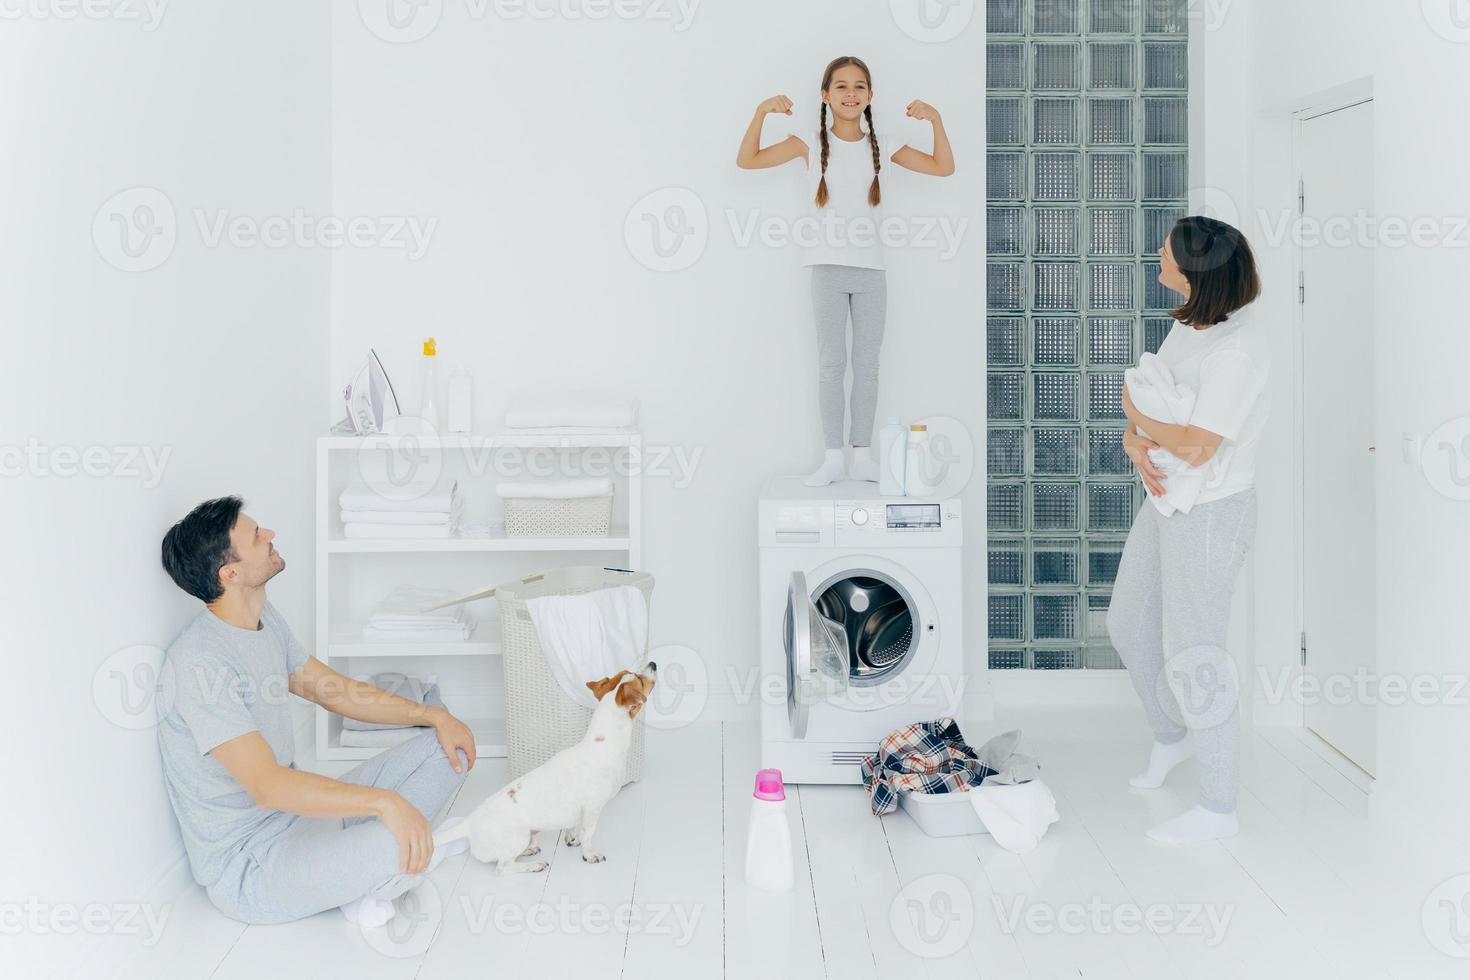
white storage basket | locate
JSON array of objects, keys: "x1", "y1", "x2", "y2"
[
  {"x1": 502, "y1": 494, "x2": 613, "y2": 537},
  {"x1": 494, "y1": 566, "x2": 654, "y2": 783}
]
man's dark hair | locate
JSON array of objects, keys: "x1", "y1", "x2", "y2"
[
  {"x1": 161, "y1": 496, "x2": 244, "y2": 603},
  {"x1": 1168, "y1": 216, "x2": 1261, "y2": 327}
]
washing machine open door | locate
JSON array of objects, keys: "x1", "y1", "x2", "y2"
[{"x1": 784, "y1": 571, "x2": 850, "y2": 739}]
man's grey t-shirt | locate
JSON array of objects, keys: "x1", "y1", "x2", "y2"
[{"x1": 156, "y1": 603, "x2": 307, "y2": 887}]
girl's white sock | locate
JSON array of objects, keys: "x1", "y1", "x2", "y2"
[
  {"x1": 803, "y1": 449, "x2": 846, "y2": 487},
  {"x1": 1129, "y1": 738, "x2": 1193, "y2": 789},
  {"x1": 1147, "y1": 805, "x2": 1239, "y2": 845},
  {"x1": 847, "y1": 448, "x2": 879, "y2": 483}
]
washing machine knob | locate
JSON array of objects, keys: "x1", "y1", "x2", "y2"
[{"x1": 850, "y1": 507, "x2": 870, "y2": 526}]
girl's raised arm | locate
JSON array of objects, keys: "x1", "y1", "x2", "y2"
[
  {"x1": 891, "y1": 100, "x2": 956, "y2": 177},
  {"x1": 736, "y1": 95, "x2": 810, "y2": 170}
]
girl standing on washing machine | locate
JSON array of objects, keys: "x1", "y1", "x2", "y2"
[
  {"x1": 1107, "y1": 216, "x2": 1270, "y2": 845},
  {"x1": 736, "y1": 56, "x2": 955, "y2": 487}
]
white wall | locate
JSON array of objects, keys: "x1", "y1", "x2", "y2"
[
  {"x1": 0, "y1": 3, "x2": 330, "y2": 975},
  {"x1": 1199, "y1": 0, "x2": 1470, "y2": 837},
  {"x1": 329, "y1": 0, "x2": 989, "y2": 716}
]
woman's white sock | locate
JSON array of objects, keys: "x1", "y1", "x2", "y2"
[
  {"x1": 803, "y1": 449, "x2": 846, "y2": 487},
  {"x1": 1129, "y1": 738, "x2": 1193, "y2": 789},
  {"x1": 1147, "y1": 805, "x2": 1239, "y2": 845}
]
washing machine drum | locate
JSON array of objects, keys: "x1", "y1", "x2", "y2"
[{"x1": 814, "y1": 575, "x2": 917, "y2": 682}]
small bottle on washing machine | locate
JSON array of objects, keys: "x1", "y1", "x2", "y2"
[{"x1": 744, "y1": 769, "x2": 794, "y2": 892}]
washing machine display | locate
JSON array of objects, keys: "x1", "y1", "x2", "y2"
[{"x1": 885, "y1": 503, "x2": 942, "y2": 528}]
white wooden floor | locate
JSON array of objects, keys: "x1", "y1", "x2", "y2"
[{"x1": 107, "y1": 708, "x2": 1470, "y2": 979}]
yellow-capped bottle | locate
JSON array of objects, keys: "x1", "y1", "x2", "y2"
[{"x1": 418, "y1": 337, "x2": 441, "y2": 431}]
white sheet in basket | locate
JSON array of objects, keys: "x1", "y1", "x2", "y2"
[{"x1": 524, "y1": 585, "x2": 649, "y2": 708}]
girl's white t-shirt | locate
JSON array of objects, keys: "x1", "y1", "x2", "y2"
[
  {"x1": 1150, "y1": 302, "x2": 1272, "y2": 505},
  {"x1": 782, "y1": 109, "x2": 901, "y2": 270}
]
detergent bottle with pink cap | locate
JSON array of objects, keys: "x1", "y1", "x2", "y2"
[{"x1": 744, "y1": 768, "x2": 794, "y2": 892}]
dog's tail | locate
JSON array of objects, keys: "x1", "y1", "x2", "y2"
[{"x1": 432, "y1": 819, "x2": 472, "y2": 848}]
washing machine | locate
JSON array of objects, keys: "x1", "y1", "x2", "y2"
[{"x1": 759, "y1": 476, "x2": 964, "y2": 784}]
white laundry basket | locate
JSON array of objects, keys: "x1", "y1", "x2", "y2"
[{"x1": 494, "y1": 566, "x2": 654, "y2": 784}]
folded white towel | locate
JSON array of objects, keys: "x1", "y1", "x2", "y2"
[
  {"x1": 366, "y1": 586, "x2": 474, "y2": 625},
  {"x1": 504, "y1": 390, "x2": 639, "y2": 429},
  {"x1": 968, "y1": 780, "x2": 1060, "y2": 854},
  {"x1": 495, "y1": 478, "x2": 614, "y2": 500},
  {"x1": 525, "y1": 585, "x2": 649, "y2": 708},
  {"x1": 499, "y1": 425, "x2": 638, "y2": 436},
  {"x1": 340, "y1": 508, "x2": 458, "y2": 525},
  {"x1": 339, "y1": 478, "x2": 459, "y2": 514},
  {"x1": 362, "y1": 626, "x2": 471, "y2": 643},
  {"x1": 344, "y1": 522, "x2": 458, "y2": 539},
  {"x1": 1124, "y1": 354, "x2": 1210, "y2": 517}
]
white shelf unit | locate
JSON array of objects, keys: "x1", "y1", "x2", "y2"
[{"x1": 314, "y1": 431, "x2": 643, "y2": 761}]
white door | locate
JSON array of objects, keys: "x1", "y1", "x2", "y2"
[{"x1": 1300, "y1": 100, "x2": 1376, "y2": 775}]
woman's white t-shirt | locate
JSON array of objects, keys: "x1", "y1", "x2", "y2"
[
  {"x1": 785, "y1": 110, "x2": 898, "y2": 270},
  {"x1": 1151, "y1": 302, "x2": 1272, "y2": 505}
]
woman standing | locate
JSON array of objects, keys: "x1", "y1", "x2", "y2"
[
  {"x1": 1107, "y1": 216, "x2": 1271, "y2": 844},
  {"x1": 736, "y1": 56, "x2": 955, "y2": 486}
]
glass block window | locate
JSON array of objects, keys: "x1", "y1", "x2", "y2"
[{"x1": 987, "y1": 0, "x2": 1188, "y2": 670}]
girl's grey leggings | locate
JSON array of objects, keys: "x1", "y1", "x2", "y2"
[
  {"x1": 810, "y1": 263, "x2": 887, "y2": 449},
  {"x1": 1106, "y1": 489, "x2": 1257, "y2": 813}
]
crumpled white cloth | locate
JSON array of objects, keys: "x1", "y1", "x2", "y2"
[
  {"x1": 969, "y1": 780, "x2": 1060, "y2": 855},
  {"x1": 525, "y1": 585, "x2": 649, "y2": 708},
  {"x1": 1124, "y1": 353, "x2": 1211, "y2": 517},
  {"x1": 964, "y1": 729, "x2": 1059, "y2": 854},
  {"x1": 974, "y1": 729, "x2": 1043, "y2": 785}
]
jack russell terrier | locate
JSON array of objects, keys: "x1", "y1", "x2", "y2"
[{"x1": 434, "y1": 663, "x2": 656, "y2": 874}]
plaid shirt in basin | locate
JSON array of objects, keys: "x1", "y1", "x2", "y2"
[{"x1": 859, "y1": 717, "x2": 998, "y2": 816}]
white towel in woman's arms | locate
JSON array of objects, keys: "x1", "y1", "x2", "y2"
[{"x1": 1124, "y1": 354, "x2": 1211, "y2": 517}]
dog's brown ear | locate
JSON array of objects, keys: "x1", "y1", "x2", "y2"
[
  {"x1": 586, "y1": 672, "x2": 627, "y2": 702},
  {"x1": 615, "y1": 678, "x2": 648, "y2": 719}
]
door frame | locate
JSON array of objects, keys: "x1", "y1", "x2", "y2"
[{"x1": 1290, "y1": 89, "x2": 1376, "y2": 751}]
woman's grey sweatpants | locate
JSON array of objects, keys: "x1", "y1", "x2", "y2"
[
  {"x1": 810, "y1": 263, "x2": 887, "y2": 450},
  {"x1": 205, "y1": 731, "x2": 467, "y2": 924},
  {"x1": 1106, "y1": 489, "x2": 1257, "y2": 813}
]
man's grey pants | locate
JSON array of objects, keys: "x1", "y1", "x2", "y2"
[
  {"x1": 206, "y1": 731, "x2": 467, "y2": 925},
  {"x1": 1106, "y1": 489, "x2": 1257, "y2": 813},
  {"x1": 810, "y1": 263, "x2": 887, "y2": 450}
]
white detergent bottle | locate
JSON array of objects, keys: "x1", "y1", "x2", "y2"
[
  {"x1": 418, "y1": 337, "x2": 441, "y2": 432},
  {"x1": 878, "y1": 417, "x2": 907, "y2": 497},
  {"x1": 905, "y1": 424, "x2": 938, "y2": 498},
  {"x1": 744, "y1": 769, "x2": 794, "y2": 892},
  {"x1": 447, "y1": 365, "x2": 473, "y2": 433}
]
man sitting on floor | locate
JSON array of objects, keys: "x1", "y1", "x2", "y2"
[{"x1": 157, "y1": 496, "x2": 474, "y2": 927}]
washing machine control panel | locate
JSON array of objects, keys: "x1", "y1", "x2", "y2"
[{"x1": 834, "y1": 499, "x2": 962, "y2": 547}]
